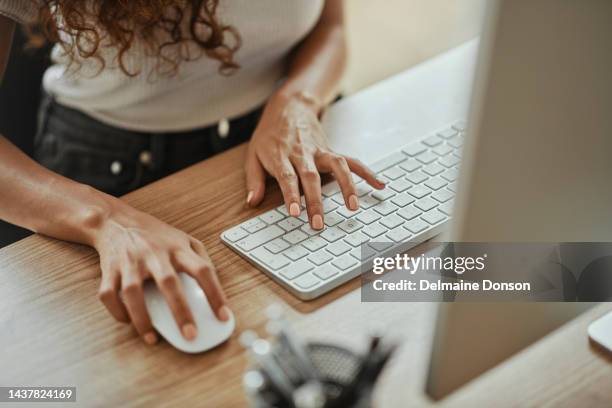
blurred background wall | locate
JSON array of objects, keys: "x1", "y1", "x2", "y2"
[
  {"x1": 344, "y1": 0, "x2": 486, "y2": 93},
  {"x1": 0, "y1": 1, "x2": 486, "y2": 248}
]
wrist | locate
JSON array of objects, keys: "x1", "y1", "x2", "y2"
[
  {"x1": 272, "y1": 87, "x2": 324, "y2": 116},
  {"x1": 75, "y1": 186, "x2": 134, "y2": 249}
]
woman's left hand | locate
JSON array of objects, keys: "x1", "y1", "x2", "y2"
[{"x1": 245, "y1": 91, "x2": 385, "y2": 230}]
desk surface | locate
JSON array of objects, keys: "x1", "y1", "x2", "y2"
[{"x1": 2, "y1": 41, "x2": 612, "y2": 407}]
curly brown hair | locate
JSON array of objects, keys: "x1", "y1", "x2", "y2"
[{"x1": 25, "y1": 0, "x2": 241, "y2": 77}]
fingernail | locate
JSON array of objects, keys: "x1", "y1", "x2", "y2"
[
  {"x1": 219, "y1": 305, "x2": 231, "y2": 321},
  {"x1": 377, "y1": 178, "x2": 387, "y2": 185},
  {"x1": 182, "y1": 323, "x2": 197, "y2": 341},
  {"x1": 349, "y1": 195, "x2": 359, "y2": 211},
  {"x1": 289, "y1": 202, "x2": 301, "y2": 217},
  {"x1": 144, "y1": 332, "x2": 158, "y2": 345},
  {"x1": 246, "y1": 191, "x2": 254, "y2": 205},
  {"x1": 312, "y1": 214, "x2": 324, "y2": 230}
]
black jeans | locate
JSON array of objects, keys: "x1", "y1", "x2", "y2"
[{"x1": 34, "y1": 94, "x2": 262, "y2": 196}]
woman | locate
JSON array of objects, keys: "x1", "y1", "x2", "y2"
[{"x1": 0, "y1": 0, "x2": 384, "y2": 345}]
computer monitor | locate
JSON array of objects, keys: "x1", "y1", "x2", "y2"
[{"x1": 426, "y1": 0, "x2": 612, "y2": 399}]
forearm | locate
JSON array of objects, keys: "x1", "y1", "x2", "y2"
[
  {"x1": 0, "y1": 135, "x2": 127, "y2": 247},
  {"x1": 276, "y1": 0, "x2": 347, "y2": 113}
]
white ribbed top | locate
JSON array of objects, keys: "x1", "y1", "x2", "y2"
[{"x1": 0, "y1": 0, "x2": 325, "y2": 131}]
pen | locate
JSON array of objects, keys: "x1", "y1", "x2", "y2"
[{"x1": 241, "y1": 331, "x2": 296, "y2": 407}]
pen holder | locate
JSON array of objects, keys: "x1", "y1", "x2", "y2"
[
  {"x1": 305, "y1": 342, "x2": 362, "y2": 400},
  {"x1": 245, "y1": 341, "x2": 374, "y2": 408}
]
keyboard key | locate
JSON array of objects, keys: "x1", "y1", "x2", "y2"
[
  {"x1": 324, "y1": 212, "x2": 344, "y2": 227},
  {"x1": 355, "y1": 182, "x2": 373, "y2": 197},
  {"x1": 391, "y1": 193, "x2": 415, "y2": 207},
  {"x1": 441, "y1": 169, "x2": 459, "y2": 182},
  {"x1": 452, "y1": 121, "x2": 467, "y2": 132},
  {"x1": 259, "y1": 210, "x2": 284, "y2": 225},
  {"x1": 360, "y1": 195, "x2": 380, "y2": 209},
  {"x1": 344, "y1": 232, "x2": 369, "y2": 247},
  {"x1": 447, "y1": 182, "x2": 458, "y2": 192},
  {"x1": 373, "y1": 201, "x2": 398, "y2": 216},
  {"x1": 336, "y1": 206, "x2": 361, "y2": 218},
  {"x1": 407, "y1": 171, "x2": 428, "y2": 184},
  {"x1": 243, "y1": 219, "x2": 267, "y2": 234},
  {"x1": 380, "y1": 213, "x2": 404, "y2": 229},
  {"x1": 439, "y1": 155, "x2": 461, "y2": 168},
  {"x1": 322, "y1": 198, "x2": 339, "y2": 213},
  {"x1": 308, "y1": 249, "x2": 333, "y2": 266},
  {"x1": 251, "y1": 247, "x2": 290, "y2": 271},
  {"x1": 278, "y1": 217, "x2": 304, "y2": 232},
  {"x1": 423, "y1": 163, "x2": 446, "y2": 176},
  {"x1": 439, "y1": 201, "x2": 454, "y2": 215},
  {"x1": 362, "y1": 223, "x2": 387, "y2": 238},
  {"x1": 298, "y1": 212, "x2": 309, "y2": 223},
  {"x1": 370, "y1": 152, "x2": 407, "y2": 173},
  {"x1": 326, "y1": 241, "x2": 351, "y2": 256},
  {"x1": 314, "y1": 265, "x2": 339, "y2": 281},
  {"x1": 368, "y1": 242, "x2": 394, "y2": 252},
  {"x1": 357, "y1": 210, "x2": 382, "y2": 225},
  {"x1": 321, "y1": 182, "x2": 340, "y2": 197},
  {"x1": 408, "y1": 185, "x2": 432, "y2": 199},
  {"x1": 277, "y1": 205, "x2": 289, "y2": 216},
  {"x1": 425, "y1": 177, "x2": 448, "y2": 191},
  {"x1": 284, "y1": 230, "x2": 308, "y2": 245},
  {"x1": 332, "y1": 254, "x2": 358, "y2": 270},
  {"x1": 284, "y1": 245, "x2": 310, "y2": 261},
  {"x1": 422, "y1": 210, "x2": 446, "y2": 225},
  {"x1": 402, "y1": 143, "x2": 427, "y2": 157},
  {"x1": 236, "y1": 225, "x2": 284, "y2": 251},
  {"x1": 371, "y1": 189, "x2": 395, "y2": 201},
  {"x1": 414, "y1": 197, "x2": 438, "y2": 212},
  {"x1": 432, "y1": 189, "x2": 454, "y2": 203},
  {"x1": 404, "y1": 218, "x2": 429, "y2": 234},
  {"x1": 303, "y1": 236, "x2": 327, "y2": 252},
  {"x1": 383, "y1": 167, "x2": 405, "y2": 180},
  {"x1": 386, "y1": 227, "x2": 413, "y2": 243},
  {"x1": 439, "y1": 128, "x2": 459, "y2": 139},
  {"x1": 448, "y1": 136, "x2": 464, "y2": 148},
  {"x1": 416, "y1": 151, "x2": 438, "y2": 164},
  {"x1": 423, "y1": 134, "x2": 443, "y2": 147},
  {"x1": 397, "y1": 206, "x2": 422, "y2": 221},
  {"x1": 294, "y1": 273, "x2": 320, "y2": 289},
  {"x1": 399, "y1": 159, "x2": 421, "y2": 172},
  {"x1": 389, "y1": 178, "x2": 412, "y2": 193},
  {"x1": 300, "y1": 223, "x2": 320, "y2": 236},
  {"x1": 337, "y1": 218, "x2": 364, "y2": 233},
  {"x1": 331, "y1": 192, "x2": 346, "y2": 206},
  {"x1": 280, "y1": 260, "x2": 313, "y2": 280},
  {"x1": 349, "y1": 248, "x2": 361, "y2": 260},
  {"x1": 433, "y1": 144, "x2": 453, "y2": 156},
  {"x1": 224, "y1": 227, "x2": 248, "y2": 243},
  {"x1": 362, "y1": 245, "x2": 381, "y2": 261},
  {"x1": 265, "y1": 238, "x2": 290, "y2": 254},
  {"x1": 320, "y1": 227, "x2": 346, "y2": 243}
]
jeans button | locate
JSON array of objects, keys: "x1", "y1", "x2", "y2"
[
  {"x1": 110, "y1": 160, "x2": 123, "y2": 175},
  {"x1": 139, "y1": 150, "x2": 153, "y2": 167},
  {"x1": 218, "y1": 118, "x2": 230, "y2": 139}
]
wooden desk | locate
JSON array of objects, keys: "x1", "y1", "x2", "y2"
[{"x1": 2, "y1": 41, "x2": 612, "y2": 407}]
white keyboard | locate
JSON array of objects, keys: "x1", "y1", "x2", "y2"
[{"x1": 221, "y1": 121, "x2": 466, "y2": 300}]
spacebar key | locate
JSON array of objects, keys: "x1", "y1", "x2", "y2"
[
  {"x1": 235, "y1": 225, "x2": 284, "y2": 252},
  {"x1": 370, "y1": 151, "x2": 407, "y2": 173}
]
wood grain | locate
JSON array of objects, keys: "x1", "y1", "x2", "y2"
[{"x1": 1, "y1": 143, "x2": 611, "y2": 407}]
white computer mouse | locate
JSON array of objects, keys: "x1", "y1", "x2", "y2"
[{"x1": 143, "y1": 273, "x2": 235, "y2": 353}]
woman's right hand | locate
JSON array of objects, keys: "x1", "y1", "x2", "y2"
[{"x1": 92, "y1": 202, "x2": 230, "y2": 345}]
